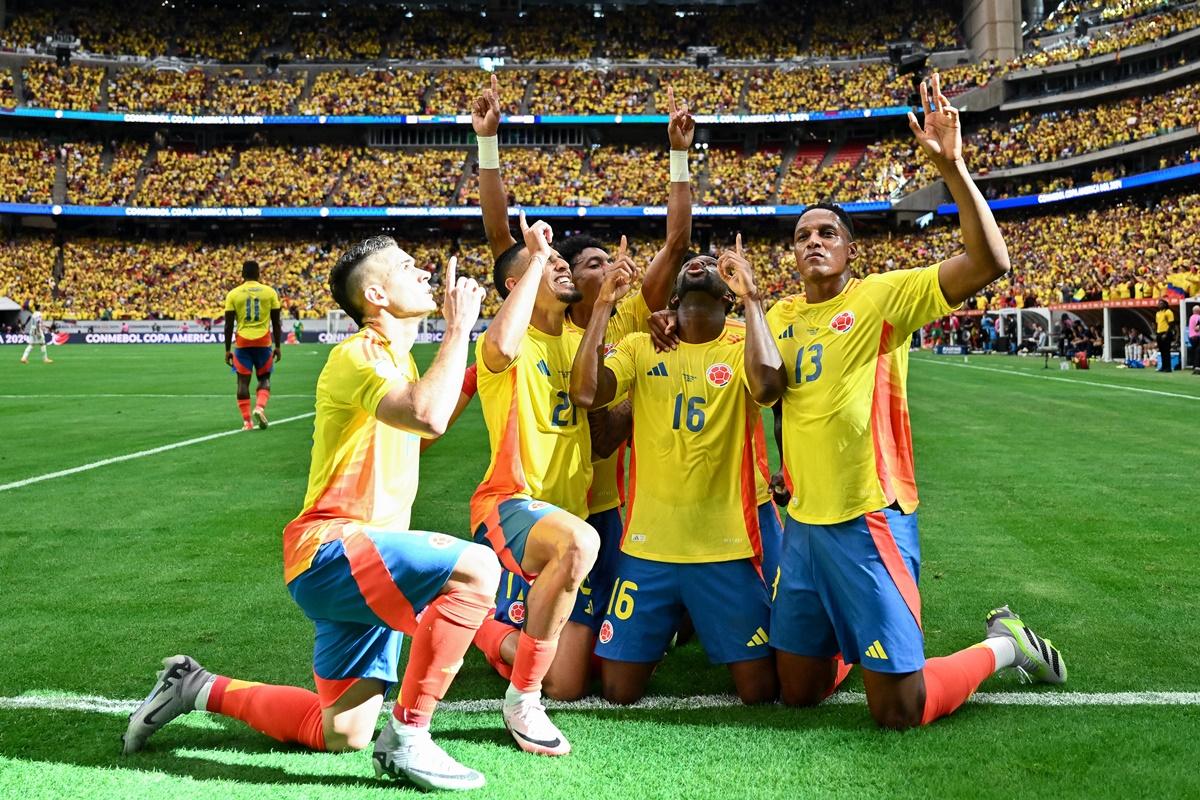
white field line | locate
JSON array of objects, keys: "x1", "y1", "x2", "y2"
[
  {"x1": 916, "y1": 358, "x2": 1200, "y2": 401},
  {"x1": 0, "y1": 412, "x2": 315, "y2": 493},
  {"x1": 3, "y1": 690, "x2": 1199, "y2": 717},
  {"x1": 0, "y1": 393, "x2": 312, "y2": 399}
]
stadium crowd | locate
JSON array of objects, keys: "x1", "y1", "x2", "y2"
[{"x1": 8, "y1": 189, "x2": 1199, "y2": 322}]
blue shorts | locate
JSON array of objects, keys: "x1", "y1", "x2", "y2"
[
  {"x1": 758, "y1": 501, "x2": 783, "y2": 599},
  {"x1": 288, "y1": 527, "x2": 469, "y2": 690},
  {"x1": 234, "y1": 345, "x2": 273, "y2": 377},
  {"x1": 474, "y1": 497, "x2": 564, "y2": 580},
  {"x1": 493, "y1": 507, "x2": 623, "y2": 633},
  {"x1": 770, "y1": 508, "x2": 924, "y2": 674},
  {"x1": 594, "y1": 552, "x2": 772, "y2": 665}
]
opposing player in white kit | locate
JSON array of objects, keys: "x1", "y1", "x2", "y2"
[{"x1": 20, "y1": 303, "x2": 53, "y2": 364}]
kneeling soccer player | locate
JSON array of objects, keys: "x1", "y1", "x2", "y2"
[
  {"x1": 571, "y1": 239, "x2": 783, "y2": 705},
  {"x1": 124, "y1": 239, "x2": 501, "y2": 791}
]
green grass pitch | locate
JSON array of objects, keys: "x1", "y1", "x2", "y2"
[{"x1": 1, "y1": 343, "x2": 1198, "y2": 799}]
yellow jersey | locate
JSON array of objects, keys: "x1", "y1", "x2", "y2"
[
  {"x1": 606, "y1": 330, "x2": 764, "y2": 563},
  {"x1": 1156, "y1": 308, "x2": 1175, "y2": 334},
  {"x1": 224, "y1": 280, "x2": 281, "y2": 346},
  {"x1": 766, "y1": 266, "x2": 955, "y2": 525},
  {"x1": 470, "y1": 325, "x2": 593, "y2": 530},
  {"x1": 563, "y1": 291, "x2": 651, "y2": 515},
  {"x1": 282, "y1": 327, "x2": 420, "y2": 583}
]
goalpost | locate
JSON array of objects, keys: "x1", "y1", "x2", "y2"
[{"x1": 324, "y1": 309, "x2": 357, "y2": 340}]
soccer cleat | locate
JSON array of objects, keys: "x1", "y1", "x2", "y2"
[
  {"x1": 985, "y1": 606, "x2": 1067, "y2": 685},
  {"x1": 43, "y1": 358, "x2": 53, "y2": 363},
  {"x1": 122, "y1": 654, "x2": 213, "y2": 754},
  {"x1": 241, "y1": 421, "x2": 254, "y2": 431},
  {"x1": 19, "y1": 357, "x2": 27, "y2": 364},
  {"x1": 503, "y1": 696, "x2": 571, "y2": 756},
  {"x1": 252, "y1": 407, "x2": 269, "y2": 429},
  {"x1": 372, "y1": 722, "x2": 486, "y2": 791}
]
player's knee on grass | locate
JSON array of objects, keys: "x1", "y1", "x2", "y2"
[
  {"x1": 729, "y1": 658, "x2": 779, "y2": 705},
  {"x1": 450, "y1": 542, "x2": 502, "y2": 597},
  {"x1": 600, "y1": 660, "x2": 655, "y2": 706},
  {"x1": 864, "y1": 670, "x2": 925, "y2": 731},
  {"x1": 540, "y1": 622, "x2": 594, "y2": 702},
  {"x1": 778, "y1": 654, "x2": 838, "y2": 707}
]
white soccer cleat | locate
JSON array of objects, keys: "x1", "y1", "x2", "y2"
[
  {"x1": 503, "y1": 695, "x2": 571, "y2": 756},
  {"x1": 19, "y1": 357, "x2": 27, "y2": 364},
  {"x1": 252, "y1": 407, "x2": 269, "y2": 429},
  {"x1": 241, "y1": 420, "x2": 254, "y2": 431},
  {"x1": 121, "y1": 654, "x2": 212, "y2": 754},
  {"x1": 372, "y1": 722, "x2": 486, "y2": 791}
]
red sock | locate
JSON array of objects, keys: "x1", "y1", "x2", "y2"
[
  {"x1": 824, "y1": 655, "x2": 854, "y2": 700},
  {"x1": 473, "y1": 615, "x2": 518, "y2": 681},
  {"x1": 920, "y1": 646, "x2": 996, "y2": 725},
  {"x1": 510, "y1": 631, "x2": 558, "y2": 694},
  {"x1": 237, "y1": 398, "x2": 251, "y2": 422},
  {"x1": 207, "y1": 676, "x2": 325, "y2": 750},
  {"x1": 396, "y1": 589, "x2": 492, "y2": 728},
  {"x1": 255, "y1": 388, "x2": 270, "y2": 411}
]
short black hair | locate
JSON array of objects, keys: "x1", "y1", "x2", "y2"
[
  {"x1": 493, "y1": 241, "x2": 526, "y2": 300},
  {"x1": 555, "y1": 235, "x2": 607, "y2": 272},
  {"x1": 798, "y1": 202, "x2": 855, "y2": 240},
  {"x1": 242, "y1": 259, "x2": 260, "y2": 280},
  {"x1": 330, "y1": 235, "x2": 396, "y2": 325}
]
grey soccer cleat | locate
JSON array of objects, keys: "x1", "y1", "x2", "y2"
[
  {"x1": 985, "y1": 606, "x2": 1067, "y2": 685},
  {"x1": 121, "y1": 654, "x2": 212, "y2": 754},
  {"x1": 372, "y1": 721, "x2": 486, "y2": 791}
]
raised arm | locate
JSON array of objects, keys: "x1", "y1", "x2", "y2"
[
  {"x1": 473, "y1": 74, "x2": 518, "y2": 259},
  {"x1": 570, "y1": 265, "x2": 633, "y2": 409},
  {"x1": 376, "y1": 257, "x2": 485, "y2": 437},
  {"x1": 479, "y1": 212, "x2": 551, "y2": 373},
  {"x1": 642, "y1": 85, "x2": 695, "y2": 312},
  {"x1": 908, "y1": 73, "x2": 1010, "y2": 306},
  {"x1": 718, "y1": 234, "x2": 786, "y2": 404}
]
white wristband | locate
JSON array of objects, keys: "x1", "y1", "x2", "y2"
[
  {"x1": 477, "y1": 135, "x2": 500, "y2": 169},
  {"x1": 669, "y1": 150, "x2": 689, "y2": 182}
]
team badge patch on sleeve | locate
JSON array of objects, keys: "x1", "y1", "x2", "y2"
[{"x1": 830, "y1": 310, "x2": 856, "y2": 334}]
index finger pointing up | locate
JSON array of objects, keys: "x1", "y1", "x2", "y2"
[
  {"x1": 445, "y1": 255, "x2": 458, "y2": 288},
  {"x1": 735, "y1": 232, "x2": 743, "y2": 255},
  {"x1": 618, "y1": 234, "x2": 628, "y2": 258},
  {"x1": 667, "y1": 85, "x2": 677, "y2": 116}
]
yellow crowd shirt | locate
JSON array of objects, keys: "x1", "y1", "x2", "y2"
[
  {"x1": 1156, "y1": 308, "x2": 1175, "y2": 334},
  {"x1": 563, "y1": 291, "x2": 651, "y2": 515},
  {"x1": 606, "y1": 330, "x2": 764, "y2": 563},
  {"x1": 224, "y1": 280, "x2": 281, "y2": 347},
  {"x1": 282, "y1": 328, "x2": 420, "y2": 583},
  {"x1": 766, "y1": 266, "x2": 956, "y2": 525},
  {"x1": 471, "y1": 325, "x2": 593, "y2": 530}
]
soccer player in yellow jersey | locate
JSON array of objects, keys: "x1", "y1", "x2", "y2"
[
  {"x1": 223, "y1": 260, "x2": 282, "y2": 430},
  {"x1": 470, "y1": 76, "x2": 697, "y2": 701},
  {"x1": 125, "y1": 237, "x2": 502, "y2": 791},
  {"x1": 1155, "y1": 298, "x2": 1176, "y2": 373},
  {"x1": 756, "y1": 75, "x2": 1067, "y2": 729},
  {"x1": 571, "y1": 238, "x2": 784, "y2": 704}
]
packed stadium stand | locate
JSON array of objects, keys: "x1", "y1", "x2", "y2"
[{"x1": 1, "y1": 0, "x2": 1198, "y2": 331}]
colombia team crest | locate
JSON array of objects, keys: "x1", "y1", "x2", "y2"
[
  {"x1": 706, "y1": 363, "x2": 733, "y2": 387},
  {"x1": 599, "y1": 619, "x2": 614, "y2": 644},
  {"x1": 829, "y1": 310, "x2": 856, "y2": 334},
  {"x1": 508, "y1": 601, "x2": 526, "y2": 624}
]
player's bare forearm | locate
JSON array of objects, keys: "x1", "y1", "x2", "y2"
[
  {"x1": 570, "y1": 299, "x2": 618, "y2": 408},
  {"x1": 743, "y1": 296, "x2": 786, "y2": 404},
  {"x1": 479, "y1": 167, "x2": 517, "y2": 259},
  {"x1": 643, "y1": 178, "x2": 693, "y2": 312},
  {"x1": 772, "y1": 400, "x2": 784, "y2": 456},
  {"x1": 589, "y1": 400, "x2": 632, "y2": 459},
  {"x1": 378, "y1": 326, "x2": 472, "y2": 437},
  {"x1": 271, "y1": 309, "x2": 283, "y2": 351},
  {"x1": 937, "y1": 159, "x2": 1010, "y2": 305},
  {"x1": 223, "y1": 311, "x2": 235, "y2": 353},
  {"x1": 480, "y1": 253, "x2": 544, "y2": 373}
]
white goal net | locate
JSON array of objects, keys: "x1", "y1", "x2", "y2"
[{"x1": 325, "y1": 309, "x2": 358, "y2": 340}]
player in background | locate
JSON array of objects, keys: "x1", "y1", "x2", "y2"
[
  {"x1": 753, "y1": 74, "x2": 1066, "y2": 729},
  {"x1": 470, "y1": 75, "x2": 697, "y2": 699},
  {"x1": 19, "y1": 302, "x2": 52, "y2": 364},
  {"x1": 224, "y1": 260, "x2": 283, "y2": 430},
  {"x1": 470, "y1": 213, "x2": 598, "y2": 756},
  {"x1": 571, "y1": 239, "x2": 782, "y2": 704},
  {"x1": 124, "y1": 238, "x2": 500, "y2": 791}
]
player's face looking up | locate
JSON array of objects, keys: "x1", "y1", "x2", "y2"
[
  {"x1": 670, "y1": 255, "x2": 732, "y2": 309},
  {"x1": 361, "y1": 246, "x2": 437, "y2": 319},
  {"x1": 793, "y1": 209, "x2": 858, "y2": 284}
]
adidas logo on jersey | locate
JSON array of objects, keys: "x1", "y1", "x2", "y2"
[
  {"x1": 647, "y1": 362, "x2": 669, "y2": 377},
  {"x1": 746, "y1": 627, "x2": 769, "y2": 647},
  {"x1": 865, "y1": 640, "x2": 889, "y2": 660},
  {"x1": 536, "y1": 360, "x2": 551, "y2": 377},
  {"x1": 777, "y1": 324, "x2": 795, "y2": 340}
]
